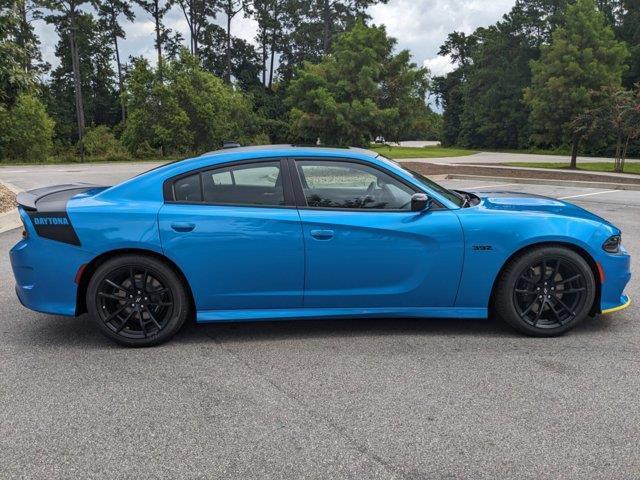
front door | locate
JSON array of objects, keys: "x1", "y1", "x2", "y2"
[
  {"x1": 292, "y1": 159, "x2": 464, "y2": 308},
  {"x1": 159, "y1": 160, "x2": 304, "y2": 311}
]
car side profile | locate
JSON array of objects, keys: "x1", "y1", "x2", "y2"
[{"x1": 10, "y1": 145, "x2": 631, "y2": 346}]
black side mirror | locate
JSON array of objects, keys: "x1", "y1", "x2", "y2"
[{"x1": 411, "y1": 193, "x2": 431, "y2": 212}]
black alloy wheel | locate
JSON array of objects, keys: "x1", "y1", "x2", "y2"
[
  {"x1": 494, "y1": 246, "x2": 596, "y2": 336},
  {"x1": 87, "y1": 255, "x2": 189, "y2": 346}
]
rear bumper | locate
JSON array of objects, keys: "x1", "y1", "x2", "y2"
[{"x1": 10, "y1": 209, "x2": 92, "y2": 317}]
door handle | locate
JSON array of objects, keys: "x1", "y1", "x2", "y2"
[
  {"x1": 170, "y1": 222, "x2": 195, "y2": 232},
  {"x1": 310, "y1": 229, "x2": 334, "y2": 240}
]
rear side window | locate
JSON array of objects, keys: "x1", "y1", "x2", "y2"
[
  {"x1": 172, "y1": 161, "x2": 285, "y2": 207},
  {"x1": 173, "y1": 173, "x2": 202, "y2": 202}
]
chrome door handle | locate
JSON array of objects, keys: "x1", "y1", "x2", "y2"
[
  {"x1": 310, "y1": 229, "x2": 334, "y2": 240},
  {"x1": 170, "y1": 222, "x2": 195, "y2": 232}
]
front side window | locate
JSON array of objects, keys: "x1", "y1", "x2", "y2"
[
  {"x1": 296, "y1": 160, "x2": 415, "y2": 210},
  {"x1": 172, "y1": 161, "x2": 285, "y2": 206}
]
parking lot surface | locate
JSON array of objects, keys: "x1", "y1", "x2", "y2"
[{"x1": 1, "y1": 168, "x2": 638, "y2": 479}]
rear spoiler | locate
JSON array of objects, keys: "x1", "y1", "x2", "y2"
[
  {"x1": 17, "y1": 183, "x2": 101, "y2": 212},
  {"x1": 17, "y1": 183, "x2": 102, "y2": 246}
]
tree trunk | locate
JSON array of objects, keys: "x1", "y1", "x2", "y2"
[
  {"x1": 154, "y1": 0, "x2": 162, "y2": 70},
  {"x1": 268, "y1": 35, "x2": 275, "y2": 89},
  {"x1": 18, "y1": 0, "x2": 30, "y2": 71},
  {"x1": 620, "y1": 135, "x2": 630, "y2": 173},
  {"x1": 69, "y1": 10, "x2": 86, "y2": 161},
  {"x1": 322, "y1": 0, "x2": 331, "y2": 54},
  {"x1": 569, "y1": 135, "x2": 579, "y2": 169},
  {"x1": 225, "y1": 10, "x2": 232, "y2": 82},
  {"x1": 614, "y1": 132, "x2": 622, "y2": 172},
  {"x1": 261, "y1": 26, "x2": 267, "y2": 87},
  {"x1": 111, "y1": 11, "x2": 126, "y2": 123}
]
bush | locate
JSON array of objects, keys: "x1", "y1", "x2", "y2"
[
  {"x1": 83, "y1": 125, "x2": 130, "y2": 160},
  {"x1": 0, "y1": 94, "x2": 55, "y2": 162}
]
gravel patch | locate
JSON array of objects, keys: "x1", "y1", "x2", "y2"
[
  {"x1": 0, "y1": 183, "x2": 16, "y2": 213},
  {"x1": 403, "y1": 162, "x2": 640, "y2": 185}
]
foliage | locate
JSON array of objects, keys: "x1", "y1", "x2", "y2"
[
  {"x1": 45, "y1": 11, "x2": 119, "y2": 144},
  {"x1": 122, "y1": 51, "x2": 258, "y2": 156},
  {"x1": 83, "y1": 124, "x2": 130, "y2": 159},
  {"x1": 524, "y1": 0, "x2": 629, "y2": 164},
  {"x1": 0, "y1": 93, "x2": 54, "y2": 161},
  {"x1": 286, "y1": 21, "x2": 433, "y2": 146},
  {"x1": 572, "y1": 85, "x2": 640, "y2": 171},
  {"x1": 506, "y1": 161, "x2": 640, "y2": 174},
  {"x1": 368, "y1": 145, "x2": 477, "y2": 159}
]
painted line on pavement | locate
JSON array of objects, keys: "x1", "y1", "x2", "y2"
[
  {"x1": 468, "y1": 183, "x2": 518, "y2": 189},
  {"x1": 558, "y1": 190, "x2": 618, "y2": 200}
]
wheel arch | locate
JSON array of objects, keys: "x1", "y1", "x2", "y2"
[
  {"x1": 75, "y1": 248, "x2": 196, "y2": 316},
  {"x1": 488, "y1": 241, "x2": 602, "y2": 316}
]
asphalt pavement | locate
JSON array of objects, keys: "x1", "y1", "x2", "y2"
[{"x1": 0, "y1": 168, "x2": 638, "y2": 479}]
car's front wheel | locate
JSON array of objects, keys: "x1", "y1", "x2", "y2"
[
  {"x1": 86, "y1": 254, "x2": 189, "y2": 347},
  {"x1": 494, "y1": 246, "x2": 596, "y2": 336}
]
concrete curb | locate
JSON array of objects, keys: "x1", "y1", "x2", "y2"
[
  {"x1": 0, "y1": 209, "x2": 20, "y2": 234},
  {"x1": 0, "y1": 179, "x2": 22, "y2": 234},
  {"x1": 445, "y1": 174, "x2": 640, "y2": 191}
]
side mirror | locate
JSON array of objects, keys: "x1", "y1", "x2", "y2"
[{"x1": 411, "y1": 193, "x2": 431, "y2": 212}]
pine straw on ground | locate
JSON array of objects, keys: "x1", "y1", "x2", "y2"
[{"x1": 0, "y1": 183, "x2": 17, "y2": 214}]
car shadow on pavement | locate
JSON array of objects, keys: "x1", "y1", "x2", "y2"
[{"x1": 11, "y1": 310, "x2": 617, "y2": 350}]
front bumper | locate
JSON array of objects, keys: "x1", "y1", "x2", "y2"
[{"x1": 599, "y1": 246, "x2": 631, "y2": 314}]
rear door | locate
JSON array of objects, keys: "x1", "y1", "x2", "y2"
[
  {"x1": 290, "y1": 158, "x2": 464, "y2": 308},
  {"x1": 159, "y1": 159, "x2": 305, "y2": 311}
]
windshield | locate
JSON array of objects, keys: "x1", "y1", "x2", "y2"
[{"x1": 378, "y1": 156, "x2": 464, "y2": 207}]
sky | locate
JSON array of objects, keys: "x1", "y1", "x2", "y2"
[{"x1": 34, "y1": 0, "x2": 516, "y2": 79}]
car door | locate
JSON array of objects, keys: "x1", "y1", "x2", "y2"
[
  {"x1": 291, "y1": 158, "x2": 464, "y2": 308},
  {"x1": 158, "y1": 159, "x2": 305, "y2": 311}
]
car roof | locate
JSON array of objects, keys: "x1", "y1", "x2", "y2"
[{"x1": 198, "y1": 144, "x2": 379, "y2": 159}]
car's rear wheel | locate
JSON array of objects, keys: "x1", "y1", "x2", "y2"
[
  {"x1": 86, "y1": 255, "x2": 189, "y2": 347},
  {"x1": 494, "y1": 246, "x2": 596, "y2": 336}
]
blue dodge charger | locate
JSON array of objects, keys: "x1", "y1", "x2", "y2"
[{"x1": 10, "y1": 145, "x2": 631, "y2": 346}]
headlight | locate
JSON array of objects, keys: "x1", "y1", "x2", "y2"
[{"x1": 602, "y1": 234, "x2": 621, "y2": 253}]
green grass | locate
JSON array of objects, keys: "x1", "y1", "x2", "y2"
[
  {"x1": 506, "y1": 162, "x2": 640, "y2": 175},
  {"x1": 0, "y1": 154, "x2": 183, "y2": 166},
  {"x1": 368, "y1": 145, "x2": 478, "y2": 159}
]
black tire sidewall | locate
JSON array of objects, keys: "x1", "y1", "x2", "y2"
[
  {"x1": 495, "y1": 246, "x2": 596, "y2": 336},
  {"x1": 86, "y1": 255, "x2": 189, "y2": 347}
]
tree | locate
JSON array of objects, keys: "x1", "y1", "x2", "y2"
[
  {"x1": 252, "y1": 0, "x2": 287, "y2": 88},
  {"x1": 617, "y1": 0, "x2": 640, "y2": 88},
  {"x1": 38, "y1": 0, "x2": 90, "y2": 159},
  {"x1": 122, "y1": 51, "x2": 259, "y2": 155},
  {"x1": 94, "y1": 0, "x2": 135, "y2": 122},
  {"x1": 572, "y1": 85, "x2": 640, "y2": 171},
  {"x1": 0, "y1": 93, "x2": 54, "y2": 161},
  {"x1": 13, "y1": 0, "x2": 48, "y2": 73},
  {"x1": 46, "y1": 12, "x2": 119, "y2": 144},
  {"x1": 431, "y1": 31, "x2": 477, "y2": 146},
  {"x1": 216, "y1": 0, "x2": 249, "y2": 82},
  {"x1": 286, "y1": 21, "x2": 429, "y2": 146},
  {"x1": 1, "y1": 0, "x2": 39, "y2": 106},
  {"x1": 176, "y1": 0, "x2": 211, "y2": 56},
  {"x1": 135, "y1": 0, "x2": 173, "y2": 69},
  {"x1": 277, "y1": 0, "x2": 387, "y2": 81},
  {"x1": 524, "y1": 0, "x2": 629, "y2": 167},
  {"x1": 199, "y1": 23, "x2": 262, "y2": 91}
]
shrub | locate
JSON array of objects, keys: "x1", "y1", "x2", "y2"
[
  {"x1": 83, "y1": 125, "x2": 130, "y2": 160},
  {"x1": 0, "y1": 94, "x2": 54, "y2": 162}
]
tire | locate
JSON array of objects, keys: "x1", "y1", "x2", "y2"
[
  {"x1": 86, "y1": 254, "x2": 189, "y2": 347},
  {"x1": 494, "y1": 246, "x2": 596, "y2": 337}
]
